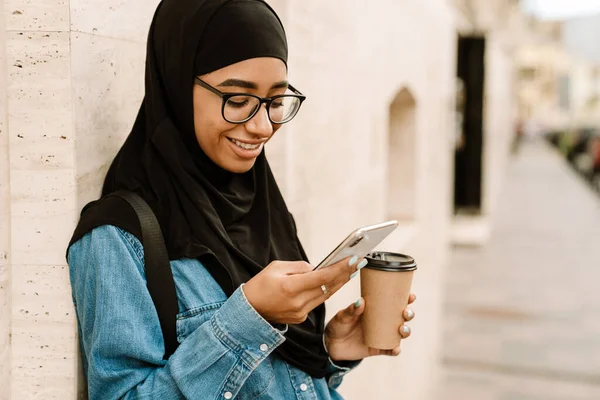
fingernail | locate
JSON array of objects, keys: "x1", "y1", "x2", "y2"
[
  {"x1": 402, "y1": 326, "x2": 410, "y2": 334},
  {"x1": 406, "y1": 309, "x2": 414, "y2": 319},
  {"x1": 357, "y1": 259, "x2": 368, "y2": 270},
  {"x1": 350, "y1": 271, "x2": 359, "y2": 279},
  {"x1": 348, "y1": 256, "x2": 358, "y2": 266},
  {"x1": 354, "y1": 299, "x2": 361, "y2": 308}
]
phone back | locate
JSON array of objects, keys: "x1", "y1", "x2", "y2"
[{"x1": 315, "y1": 221, "x2": 398, "y2": 269}]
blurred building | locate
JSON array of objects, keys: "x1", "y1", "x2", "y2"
[
  {"x1": 563, "y1": 13, "x2": 600, "y2": 129},
  {"x1": 516, "y1": 20, "x2": 571, "y2": 130},
  {"x1": 0, "y1": 0, "x2": 519, "y2": 399},
  {"x1": 563, "y1": 13, "x2": 600, "y2": 64},
  {"x1": 516, "y1": 15, "x2": 600, "y2": 133}
]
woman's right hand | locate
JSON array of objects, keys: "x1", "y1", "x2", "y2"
[{"x1": 243, "y1": 257, "x2": 361, "y2": 324}]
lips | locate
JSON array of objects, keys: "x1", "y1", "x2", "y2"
[
  {"x1": 227, "y1": 137, "x2": 262, "y2": 150},
  {"x1": 226, "y1": 137, "x2": 264, "y2": 159}
]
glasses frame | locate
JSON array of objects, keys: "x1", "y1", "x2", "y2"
[{"x1": 194, "y1": 77, "x2": 307, "y2": 124}]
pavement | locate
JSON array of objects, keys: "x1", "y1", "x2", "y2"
[{"x1": 439, "y1": 138, "x2": 600, "y2": 400}]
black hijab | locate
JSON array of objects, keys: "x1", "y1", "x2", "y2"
[{"x1": 68, "y1": 0, "x2": 330, "y2": 378}]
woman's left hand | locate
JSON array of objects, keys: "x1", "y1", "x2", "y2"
[{"x1": 324, "y1": 293, "x2": 416, "y2": 361}]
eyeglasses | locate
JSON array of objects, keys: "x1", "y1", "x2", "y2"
[{"x1": 194, "y1": 77, "x2": 306, "y2": 124}]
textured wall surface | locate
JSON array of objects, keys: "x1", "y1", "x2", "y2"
[
  {"x1": 0, "y1": 0, "x2": 514, "y2": 398},
  {"x1": 5, "y1": 0, "x2": 79, "y2": 395},
  {"x1": 1, "y1": 0, "x2": 11, "y2": 397}
]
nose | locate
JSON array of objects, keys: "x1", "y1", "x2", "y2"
[{"x1": 245, "y1": 104, "x2": 273, "y2": 138}]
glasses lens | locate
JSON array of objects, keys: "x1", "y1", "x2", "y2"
[
  {"x1": 269, "y1": 96, "x2": 302, "y2": 123},
  {"x1": 224, "y1": 95, "x2": 260, "y2": 123}
]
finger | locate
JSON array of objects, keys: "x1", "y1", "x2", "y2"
[
  {"x1": 293, "y1": 256, "x2": 356, "y2": 291},
  {"x1": 284, "y1": 261, "x2": 314, "y2": 275},
  {"x1": 322, "y1": 257, "x2": 366, "y2": 291},
  {"x1": 336, "y1": 298, "x2": 364, "y2": 324},
  {"x1": 302, "y1": 277, "x2": 358, "y2": 314},
  {"x1": 302, "y1": 282, "x2": 342, "y2": 312},
  {"x1": 299, "y1": 257, "x2": 365, "y2": 310},
  {"x1": 305, "y1": 267, "x2": 353, "y2": 305},
  {"x1": 282, "y1": 260, "x2": 334, "y2": 295},
  {"x1": 302, "y1": 290, "x2": 328, "y2": 314},
  {"x1": 399, "y1": 325, "x2": 411, "y2": 338},
  {"x1": 276, "y1": 261, "x2": 318, "y2": 295},
  {"x1": 403, "y1": 307, "x2": 415, "y2": 321},
  {"x1": 408, "y1": 293, "x2": 416, "y2": 304},
  {"x1": 326, "y1": 256, "x2": 360, "y2": 279},
  {"x1": 370, "y1": 348, "x2": 400, "y2": 357}
]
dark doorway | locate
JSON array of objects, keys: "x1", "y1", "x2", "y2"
[{"x1": 454, "y1": 36, "x2": 485, "y2": 214}]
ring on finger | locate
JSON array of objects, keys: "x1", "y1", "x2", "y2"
[{"x1": 320, "y1": 284, "x2": 328, "y2": 295}]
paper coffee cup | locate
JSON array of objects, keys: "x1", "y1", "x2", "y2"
[{"x1": 360, "y1": 252, "x2": 417, "y2": 350}]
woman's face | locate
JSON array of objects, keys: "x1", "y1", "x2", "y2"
[{"x1": 193, "y1": 57, "x2": 287, "y2": 173}]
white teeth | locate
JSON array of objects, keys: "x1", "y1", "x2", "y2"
[{"x1": 230, "y1": 138, "x2": 260, "y2": 150}]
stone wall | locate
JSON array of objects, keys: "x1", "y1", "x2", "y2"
[{"x1": 4, "y1": 0, "x2": 78, "y2": 396}]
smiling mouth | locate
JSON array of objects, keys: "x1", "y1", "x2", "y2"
[{"x1": 226, "y1": 137, "x2": 263, "y2": 150}]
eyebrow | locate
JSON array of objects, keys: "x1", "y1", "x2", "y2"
[{"x1": 217, "y1": 79, "x2": 289, "y2": 90}]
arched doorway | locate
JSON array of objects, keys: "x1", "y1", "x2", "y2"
[{"x1": 387, "y1": 87, "x2": 417, "y2": 221}]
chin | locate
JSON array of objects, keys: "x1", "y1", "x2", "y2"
[{"x1": 223, "y1": 159, "x2": 256, "y2": 174}]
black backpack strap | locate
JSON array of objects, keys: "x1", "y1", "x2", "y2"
[{"x1": 109, "y1": 191, "x2": 179, "y2": 359}]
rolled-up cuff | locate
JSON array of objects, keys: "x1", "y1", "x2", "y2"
[
  {"x1": 211, "y1": 285, "x2": 286, "y2": 369},
  {"x1": 323, "y1": 333, "x2": 362, "y2": 388}
]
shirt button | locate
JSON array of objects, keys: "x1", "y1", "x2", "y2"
[
  {"x1": 259, "y1": 344, "x2": 268, "y2": 352},
  {"x1": 300, "y1": 383, "x2": 308, "y2": 392},
  {"x1": 224, "y1": 392, "x2": 233, "y2": 399}
]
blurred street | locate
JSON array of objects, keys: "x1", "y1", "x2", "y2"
[{"x1": 440, "y1": 138, "x2": 600, "y2": 400}]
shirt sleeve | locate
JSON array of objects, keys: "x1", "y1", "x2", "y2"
[
  {"x1": 322, "y1": 332, "x2": 362, "y2": 390},
  {"x1": 68, "y1": 225, "x2": 286, "y2": 400}
]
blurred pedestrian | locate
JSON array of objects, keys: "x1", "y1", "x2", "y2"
[{"x1": 512, "y1": 119, "x2": 525, "y2": 155}]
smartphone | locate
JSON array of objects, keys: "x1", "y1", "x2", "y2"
[{"x1": 313, "y1": 220, "x2": 398, "y2": 270}]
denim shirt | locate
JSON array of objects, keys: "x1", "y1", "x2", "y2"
[{"x1": 67, "y1": 225, "x2": 358, "y2": 399}]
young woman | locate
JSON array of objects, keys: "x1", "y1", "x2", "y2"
[{"x1": 67, "y1": 0, "x2": 416, "y2": 398}]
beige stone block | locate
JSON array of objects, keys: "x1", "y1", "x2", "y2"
[
  {"x1": 12, "y1": 373, "x2": 75, "y2": 400},
  {"x1": 0, "y1": 257, "x2": 9, "y2": 399},
  {"x1": 1, "y1": 0, "x2": 12, "y2": 396},
  {"x1": 7, "y1": 31, "x2": 70, "y2": 101},
  {"x1": 5, "y1": 0, "x2": 69, "y2": 32},
  {"x1": 12, "y1": 264, "x2": 74, "y2": 323},
  {"x1": 7, "y1": 32, "x2": 73, "y2": 171},
  {"x1": 0, "y1": 144, "x2": 8, "y2": 255},
  {"x1": 9, "y1": 138, "x2": 74, "y2": 171},
  {"x1": 10, "y1": 170, "x2": 76, "y2": 266},
  {"x1": 70, "y1": 0, "x2": 159, "y2": 42},
  {"x1": 11, "y1": 264, "x2": 77, "y2": 399},
  {"x1": 11, "y1": 323, "x2": 76, "y2": 399},
  {"x1": 70, "y1": 32, "x2": 145, "y2": 209},
  {"x1": 0, "y1": 346, "x2": 8, "y2": 400}
]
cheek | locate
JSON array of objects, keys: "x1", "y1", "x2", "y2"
[{"x1": 193, "y1": 101, "x2": 227, "y2": 150}]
